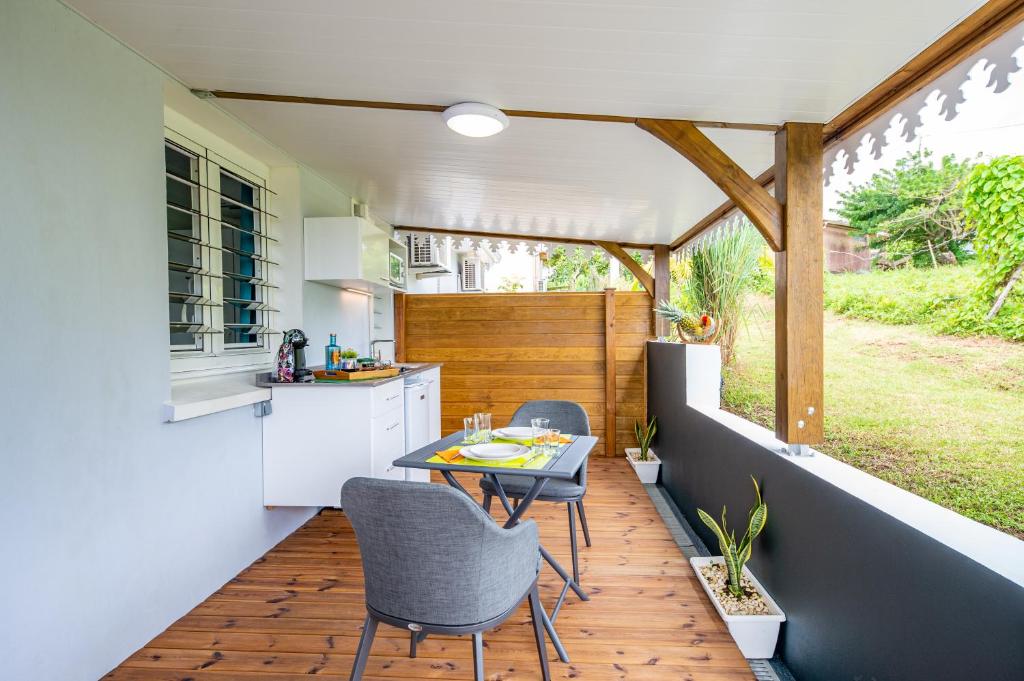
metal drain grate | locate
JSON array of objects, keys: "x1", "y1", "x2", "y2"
[{"x1": 748, "y1": 658, "x2": 782, "y2": 681}]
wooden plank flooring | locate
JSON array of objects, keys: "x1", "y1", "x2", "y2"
[{"x1": 104, "y1": 459, "x2": 753, "y2": 680}]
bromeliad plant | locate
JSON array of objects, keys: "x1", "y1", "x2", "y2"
[
  {"x1": 697, "y1": 477, "x2": 767, "y2": 599},
  {"x1": 633, "y1": 416, "x2": 657, "y2": 461}
]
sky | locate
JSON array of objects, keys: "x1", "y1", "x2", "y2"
[{"x1": 825, "y1": 35, "x2": 1024, "y2": 217}]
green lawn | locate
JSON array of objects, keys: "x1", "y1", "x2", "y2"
[{"x1": 724, "y1": 298, "x2": 1024, "y2": 538}]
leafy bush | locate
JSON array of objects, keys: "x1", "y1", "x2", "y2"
[
  {"x1": 824, "y1": 264, "x2": 1023, "y2": 341},
  {"x1": 963, "y1": 156, "x2": 1024, "y2": 320}
]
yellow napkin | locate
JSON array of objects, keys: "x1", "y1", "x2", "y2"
[{"x1": 435, "y1": 446, "x2": 464, "y2": 463}]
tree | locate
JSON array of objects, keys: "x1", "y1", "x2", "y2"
[
  {"x1": 963, "y1": 155, "x2": 1024, "y2": 320},
  {"x1": 544, "y1": 246, "x2": 610, "y2": 291},
  {"x1": 837, "y1": 150, "x2": 975, "y2": 268},
  {"x1": 497, "y1": 275, "x2": 524, "y2": 292}
]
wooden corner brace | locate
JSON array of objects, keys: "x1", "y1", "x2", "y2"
[
  {"x1": 636, "y1": 118, "x2": 785, "y2": 252},
  {"x1": 594, "y1": 241, "x2": 655, "y2": 296}
]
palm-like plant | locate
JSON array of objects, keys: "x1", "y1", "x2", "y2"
[
  {"x1": 680, "y1": 223, "x2": 763, "y2": 364},
  {"x1": 633, "y1": 416, "x2": 657, "y2": 461},
  {"x1": 697, "y1": 477, "x2": 767, "y2": 599}
]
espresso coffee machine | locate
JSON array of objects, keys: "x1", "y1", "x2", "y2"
[{"x1": 275, "y1": 329, "x2": 314, "y2": 383}]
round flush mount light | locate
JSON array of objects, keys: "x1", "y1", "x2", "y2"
[{"x1": 442, "y1": 102, "x2": 509, "y2": 138}]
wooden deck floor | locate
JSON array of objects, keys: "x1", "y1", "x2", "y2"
[{"x1": 104, "y1": 459, "x2": 753, "y2": 680}]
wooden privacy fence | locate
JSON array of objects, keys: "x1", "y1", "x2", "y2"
[{"x1": 397, "y1": 291, "x2": 653, "y2": 456}]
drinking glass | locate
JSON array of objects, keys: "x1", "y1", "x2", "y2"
[
  {"x1": 474, "y1": 412, "x2": 492, "y2": 443},
  {"x1": 530, "y1": 417, "x2": 550, "y2": 451},
  {"x1": 546, "y1": 428, "x2": 561, "y2": 455},
  {"x1": 463, "y1": 416, "x2": 477, "y2": 444}
]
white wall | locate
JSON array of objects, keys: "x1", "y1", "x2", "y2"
[
  {"x1": 298, "y1": 166, "x2": 377, "y2": 357},
  {"x1": 0, "y1": 2, "x2": 326, "y2": 678}
]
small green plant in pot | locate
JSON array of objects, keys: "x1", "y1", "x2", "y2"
[
  {"x1": 626, "y1": 416, "x2": 660, "y2": 483},
  {"x1": 697, "y1": 477, "x2": 767, "y2": 598},
  {"x1": 690, "y1": 477, "x2": 784, "y2": 658},
  {"x1": 633, "y1": 416, "x2": 657, "y2": 461},
  {"x1": 340, "y1": 348, "x2": 359, "y2": 370}
]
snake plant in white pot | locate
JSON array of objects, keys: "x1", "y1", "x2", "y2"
[
  {"x1": 690, "y1": 477, "x2": 786, "y2": 658},
  {"x1": 626, "y1": 416, "x2": 660, "y2": 483}
]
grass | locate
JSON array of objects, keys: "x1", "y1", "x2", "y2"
[
  {"x1": 823, "y1": 262, "x2": 1024, "y2": 341},
  {"x1": 724, "y1": 297, "x2": 1024, "y2": 539}
]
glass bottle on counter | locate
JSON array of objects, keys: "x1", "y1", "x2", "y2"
[{"x1": 325, "y1": 333, "x2": 341, "y2": 370}]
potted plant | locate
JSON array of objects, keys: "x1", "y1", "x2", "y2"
[
  {"x1": 340, "y1": 348, "x2": 359, "y2": 371},
  {"x1": 625, "y1": 416, "x2": 660, "y2": 483},
  {"x1": 690, "y1": 478, "x2": 785, "y2": 658}
]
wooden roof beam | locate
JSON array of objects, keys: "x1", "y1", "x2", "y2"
[
  {"x1": 594, "y1": 241, "x2": 655, "y2": 297},
  {"x1": 201, "y1": 90, "x2": 779, "y2": 133},
  {"x1": 637, "y1": 118, "x2": 784, "y2": 252}
]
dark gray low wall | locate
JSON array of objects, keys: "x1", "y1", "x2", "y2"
[{"x1": 647, "y1": 341, "x2": 1024, "y2": 681}]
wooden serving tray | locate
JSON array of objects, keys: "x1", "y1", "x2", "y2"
[{"x1": 314, "y1": 367, "x2": 401, "y2": 382}]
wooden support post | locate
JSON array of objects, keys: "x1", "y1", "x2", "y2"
[
  {"x1": 595, "y1": 241, "x2": 655, "y2": 296},
  {"x1": 394, "y1": 292, "x2": 406, "y2": 363},
  {"x1": 604, "y1": 288, "x2": 617, "y2": 457},
  {"x1": 653, "y1": 244, "x2": 671, "y2": 337},
  {"x1": 774, "y1": 123, "x2": 824, "y2": 445}
]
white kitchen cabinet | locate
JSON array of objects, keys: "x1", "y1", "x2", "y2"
[
  {"x1": 261, "y1": 385, "x2": 372, "y2": 507},
  {"x1": 261, "y1": 370, "x2": 439, "y2": 507},
  {"x1": 304, "y1": 217, "x2": 391, "y2": 291},
  {"x1": 424, "y1": 367, "x2": 442, "y2": 442},
  {"x1": 400, "y1": 367, "x2": 441, "y2": 483},
  {"x1": 261, "y1": 381, "x2": 405, "y2": 507},
  {"x1": 371, "y1": 406, "x2": 406, "y2": 481}
]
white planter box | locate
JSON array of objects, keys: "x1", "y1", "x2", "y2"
[
  {"x1": 690, "y1": 556, "x2": 785, "y2": 658},
  {"x1": 625, "y1": 448, "x2": 661, "y2": 483}
]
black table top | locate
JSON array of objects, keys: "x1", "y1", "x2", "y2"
[{"x1": 393, "y1": 430, "x2": 598, "y2": 480}]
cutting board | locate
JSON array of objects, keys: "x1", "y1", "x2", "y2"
[{"x1": 314, "y1": 367, "x2": 401, "y2": 382}]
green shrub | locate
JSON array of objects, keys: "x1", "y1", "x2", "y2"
[
  {"x1": 823, "y1": 264, "x2": 1023, "y2": 342},
  {"x1": 963, "y1": 156, "x2": 1024, "y2": 321}
]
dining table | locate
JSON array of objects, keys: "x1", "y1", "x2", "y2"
[{"x1": 392, "y1": 429, "x2": 598, "y2": 663}]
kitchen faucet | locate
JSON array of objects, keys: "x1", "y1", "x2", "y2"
[{"x1": 370, "y1": 339, "x2": 396, "y2": 362}]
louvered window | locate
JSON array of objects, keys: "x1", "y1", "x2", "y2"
[
  {"x1": 460, "y1": 256, "x2": 483, "y2": 292},
  {"x1": 164, "y1": 130, "x2": 276, "y2": 361}
]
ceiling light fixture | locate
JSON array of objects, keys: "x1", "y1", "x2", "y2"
[{"x1": 442, "y1": 102, "x2": 509, "y2": 138}]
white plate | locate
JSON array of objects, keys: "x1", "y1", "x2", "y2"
[
  {"x1": 494, "y1": 427, "x2": 534, "y2": 439},
  {"x1": 460, "y1": 443, "x2": 529, "y2": 462}
]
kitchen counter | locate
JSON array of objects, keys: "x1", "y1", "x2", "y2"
[{"x1": 256, "y1": 362, "x2": 442, "y2": 388}]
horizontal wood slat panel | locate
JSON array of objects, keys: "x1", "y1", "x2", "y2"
[
  {"x1": 403, "y1": 292, "x2": 652, "y2": 456},
  {"x1": 407, "y1": 293, "x2": 604, "y2": 309},
  {"x1": 412, "y1": 333, "x2": 607, "y2": 348},
  {"x1": 406, "y1": 305, "x2": 653, "y2": 322}
]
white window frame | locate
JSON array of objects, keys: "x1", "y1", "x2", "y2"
[{"x1": 165, "y1": 128, "x2": 277, "y2": 378}]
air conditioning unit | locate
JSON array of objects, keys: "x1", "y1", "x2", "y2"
[
  {"x1": 460, "y1": 256, "x2": 484, "y2": 292},
  {"x1": 406, "y1": 234, "x2": 453, "y2": 278}
]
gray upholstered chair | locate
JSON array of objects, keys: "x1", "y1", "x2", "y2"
[
  {"x1": 341, "y1": 477, "x2": 550, "y2": 681},
  {"x1": 479, "y1": 400, "x2": 592, "y2": 584}
]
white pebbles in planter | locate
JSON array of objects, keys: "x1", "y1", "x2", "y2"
[{"x1": 698, "y1": 563, "x2": 773, "y2": 616}]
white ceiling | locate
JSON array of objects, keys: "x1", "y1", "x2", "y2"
[{"x1": 67, "y1": 0, "x2": 986, "y2": 244}]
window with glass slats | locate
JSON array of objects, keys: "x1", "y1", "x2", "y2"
[{"x1": 164, "y1": 134, "x2": 274, "y2": 358}]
